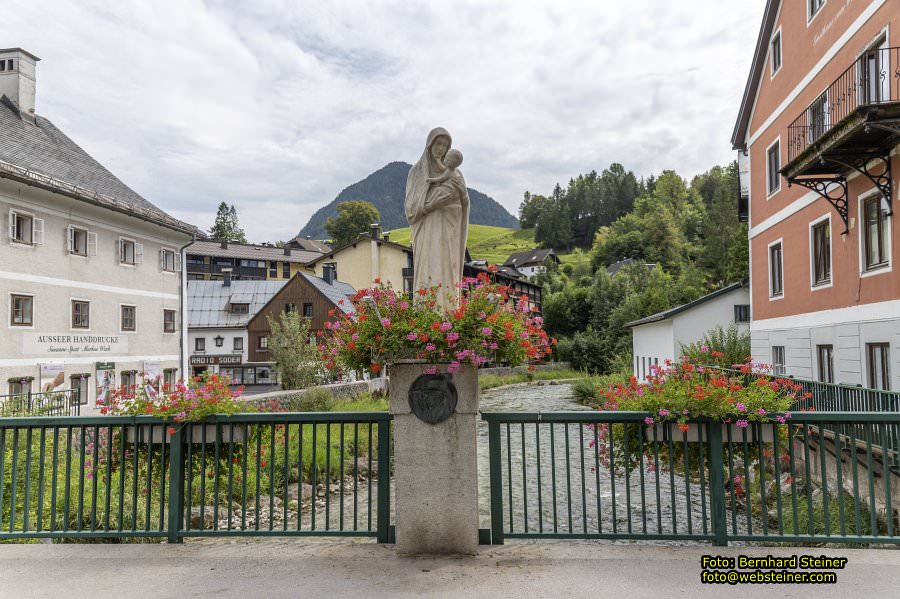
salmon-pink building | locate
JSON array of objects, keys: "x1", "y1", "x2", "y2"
[{"x1": 732, "y1": 0, "x2": 899, "y2": 389}]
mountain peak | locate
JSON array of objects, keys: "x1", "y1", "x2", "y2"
[{"x1": 297, "y1": 162, "x2": 519, "y2": 239}]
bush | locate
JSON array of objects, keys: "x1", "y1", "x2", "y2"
[
  {"x1": 283, "y1": 388, "x2": 335, "y2": 412},
  {"x1": 682, "y1": 323, "x2": 750, "y2": 368}
]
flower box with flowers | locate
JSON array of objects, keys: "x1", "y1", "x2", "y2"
[
  {"x1": 124, "y1": 422, "x2": 247, "y2": 445},
  {"x1": 317, "y1": 273, "x2": 553, "y2": 376},
  {"x1": 597, "y1": 353, "x2": 803, "y2": 447},
  {"x1": 101, "y1": 373, "x2": 251, "y2": 445}
]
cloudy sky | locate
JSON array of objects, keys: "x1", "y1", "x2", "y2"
[{"x1": 5, "y1": 0, "x2": 765, "y2": 242}]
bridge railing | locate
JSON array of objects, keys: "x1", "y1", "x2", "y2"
[
  {"x1": 0, "y1": 389, "x2": 81, "y2": 417},
  {"x1": 0, "y1": 412, "x2": 392, "y2": 542},
  {"x1": 483, "y1": 411, "x2": 900, "y2": 546}
]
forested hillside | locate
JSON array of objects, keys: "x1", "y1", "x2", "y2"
[{"x1": 525, "y1": 162, "x2": 748, "y2": 374}]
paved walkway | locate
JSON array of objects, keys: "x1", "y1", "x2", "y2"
[{"x1": 2, "y1": 540, "x2": 899, "y2": 598}]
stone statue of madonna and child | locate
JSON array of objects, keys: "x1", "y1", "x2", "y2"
[{"x1": 404, "y1": 127, "x2": 470, "y2": 310}]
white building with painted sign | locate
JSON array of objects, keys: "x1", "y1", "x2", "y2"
[{"x1": 0, "y1": 47, "x2": 198, "y2": 410}]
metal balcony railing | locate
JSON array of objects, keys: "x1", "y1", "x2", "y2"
[{"x1": 786, "y1": 46, "x2": 900, "y2": 162}]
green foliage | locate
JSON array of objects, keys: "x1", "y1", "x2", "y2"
[
  {"x1": 282, "y1": 388, "x2": 336, "y2": 412},
  {"x1": 518, "y1": 191, "x2": 549, "y2": 229},
  {"x1": 325, "y1": 200, "x2": 381, "y2": 247},
  {"x1": 208, "y1": 202, "x2": 248, "y2": 243},
  {"x1": 682, "y1": 324, "x2": 751, "y2": 367},
  {"x1": 267, "y1": 310, "x2": 322, "y2": 390},
  {"x1": 779, "y1": 491, "x2": 877, "y2": 540},
  {"x1": 571, "y1": 373, "x2": 628, "y2": 406}
]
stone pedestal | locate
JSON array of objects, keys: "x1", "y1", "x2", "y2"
[{"x1": 389, "y1": 361, "x2": 479, "y2": 555}]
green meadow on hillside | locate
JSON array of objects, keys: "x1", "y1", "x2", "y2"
[{"x1": 387, "y1": 224, "x2": 536, "y2": 264}]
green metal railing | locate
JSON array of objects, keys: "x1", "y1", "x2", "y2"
[
  {"x1": 483, "y1": 411, "x2": 900, "y2": 546},
  {"x1": 0, "y1": 412, "x2": 392, "y2": 542},
  {"x1": 0, "y1": 389, "x2": 81, "y2": 417}
]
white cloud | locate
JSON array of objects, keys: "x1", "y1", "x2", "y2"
[{"x1": 3, "y1": 0, "x2": 764, "y2": 241}]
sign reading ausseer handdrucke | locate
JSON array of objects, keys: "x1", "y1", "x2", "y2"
[{"x1": 22, "y1": 334, "x2": 128, "y2": 355}]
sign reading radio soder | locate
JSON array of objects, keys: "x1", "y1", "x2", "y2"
[
  {"x1": 189, "y1": 355, "x2": 241, "y2": 366},
  {"x1": 23, "y1": 334, "x2": 127, "y2": 355}
]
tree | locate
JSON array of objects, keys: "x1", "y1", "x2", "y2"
[
  {"x1": 325, "y1": 201, "x2": 380, "y2": 247},
  {"x1": 518, "y1": 192, "x2": 549, "y2": 229},
  {"x1": 209, "y1": 202, "x2": 248, "y2": 243},
  {"x1": 267, "y1": 310, "x2": 321, "y2": 390}
]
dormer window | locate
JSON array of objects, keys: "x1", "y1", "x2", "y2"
[{"x1": 230, "y1": 303, "x2": 249, "y2": 314}]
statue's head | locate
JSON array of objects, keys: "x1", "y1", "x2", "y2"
[{"x1": 430, "y1": 135, "x2": 450, "y2": 161}]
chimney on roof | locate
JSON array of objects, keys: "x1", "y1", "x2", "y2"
[
  {"x1": 283, "y1": 245, "x2": 291, "y2": 256},
  {"x1": 220, "y1": 240, "x2": 228, "y2": 249},
  {"x1": 0, "y1": 48, "x2": 39, "y2": 121},
  {"x1": 222, "y1": 268, "x2": 232, "y2": 287},
  {"x1": 370, "y1": 223, "x2": 381, "y2": 240},
  {"x1": 322, "y1": 263, "x2": 336, "y2": 285}
]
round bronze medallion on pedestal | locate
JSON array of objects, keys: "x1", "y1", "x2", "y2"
[{"x1": 408, "y1": 373, "x2": 458, "y2": 424}]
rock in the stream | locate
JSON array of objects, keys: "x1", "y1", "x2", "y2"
[
  {"x1": 189, "y1": 506, "x2": 216, "y2": 529},
  {"x1": 286, "y1": 482, "x2": 314, "y2": 501}
]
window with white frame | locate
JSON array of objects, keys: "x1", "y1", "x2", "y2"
[
  {"x1": 119, "y1": 238, "x2": 143, "y2": 265},
  {"x1": 808, "y1": 0, "x2": 825, "y2": 21},
  {"x1": 71, "y1": 300, "x2": 90, "y2": 329},
  {"x1": 258, "y1": 335, "x2": 268, "y2": 350},
  {"x1": 811, "y1": 218, "x2": 831, "y2": 286},
  {"x1": 807, "y1": 92, "x2": 830, "y2": 142},
  {"x1": 8, "y1": 209, "x2": 43, "y2": 245},
  {"x1": 233, "y1": 337, "x2": 243, "y2": 351},
  {"x1": 772, "y1": 346, "x2": 786, "y2": 376},
  {"x1": 163, "y1": 368, "x2": 177, "y2": 390},
  {"x1": 769, "y1": 241, "x2": 784, "y2": 298},
  {"x1": 160, "y1": 248, "x2": 180, "y2": 272},
  {"x1": 770, "y1": 30, "x2": 782, "y2": 76},
  {"x1": 817, "y1": 344, "x2": 834, "y2": 383},
  {"x1": 10, "y1": 294, "x2": 33, "y2": 327},
  {"x1": 195, "y1": 337, "x2": 206, "y2": 352},
  {"x1": 163, "y1": 309, "x2": 176, "y2": 333},
  {"x1": 120, "y1": 305, "x2": 136, "y2": 332},
  {"x1": 863, "y1": 194, "x2": 890, "y2": 271},
  {"x1": 8, "y1": 378, "x2": 31, "y2": 396},
  {"x1": 67, "y1": 226, "x2": 97, "y2": 257},
  {"x1": 121, "y1": 370, "x2": 137, "y2": 388},
  {"x1": 767, "y1": 142, "x2": 781, "y2": 195},
  {"x1": 867, "y1": 343, "x2": 890, "y2": 390}
]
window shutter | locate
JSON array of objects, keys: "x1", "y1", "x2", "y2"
[
  {"x1": 9, "y1": 210, "x2": 16, "y2": 242},
  {"x1": 175, "y1": 253, "x2": 182, "y2": 272},
  {"x1": 32, "y1": 218, "x2": 44, "y2": 245},
  {"x1": 66, "y1": 226, "x2": 74, "y2": 253},
  {"x1": 135, "y1": 242, "x2": 144, "y2": 264},
  {"x1": 87, "y1": 232, "x2": 98, "y2": 256},
  {"x1": 118, "y1": 238, "x2": 124, "y2": 261},
  {"x1": 159, "y1": 249, "x2": 165, "y2": 270}
]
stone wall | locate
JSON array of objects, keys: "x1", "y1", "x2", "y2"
[
  {"x1": 477, "y1": 362, "x2": 572, "y2": 377},
  {"x1": 242, "y1": 379, "x2": 379, "y2": 411}
]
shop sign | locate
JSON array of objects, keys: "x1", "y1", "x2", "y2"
[
  {"x1": 189, "y1": 354, "x2": 241, "y2": 366},
  {"x1": 23, "y1": 334, "x2": 127, "y2": 356}
]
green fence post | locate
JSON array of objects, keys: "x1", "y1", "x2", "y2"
[
  {"x1": 707, "y1": 420, "x2": 728, "y2": 546},
  {"x1": 488, "y1": 419, "x2": 505, "y2": 545},
  {"x1": 167, "y1": 426, "x2": 185, "y2": 544},
  {"x1": 376, "y1": 418, "x2": 392, "y2": 544}
]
